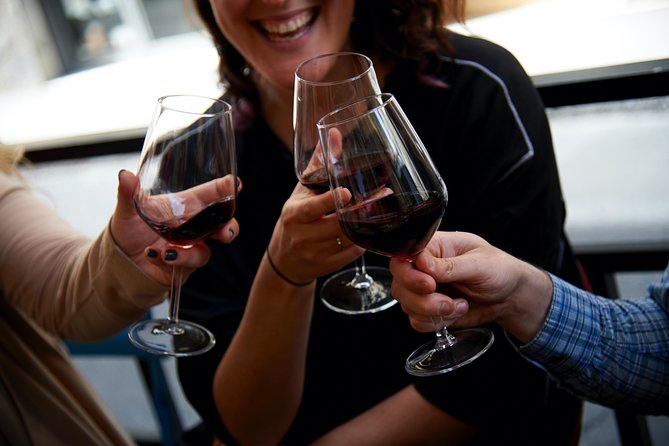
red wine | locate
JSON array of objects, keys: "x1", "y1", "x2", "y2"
[
  {"x1": 138, "y1": 196, "x2": 236, "y2": 247},
  {"x1": 338, "y1": 153, "x2": 390, "y2": 195},
  {"x1": 300, "y1": 169, "x2": 330, "y2": 193},
  {"x1": 301, "y1": 153, "x2": 389, "y2": 194},
  {"x1": 338, "y1": 192, "x2": 445, "y2": 259}
]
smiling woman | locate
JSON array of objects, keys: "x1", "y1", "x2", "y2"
[
  {"x1": 1, "y1": 1, "x2": 667, "y2": 445},
  {"x1": 201, "y1": 0, "x2": 356, "y2": 97},
  {"x1": 175, "y1": 1, "x2": 587, "y2": 446},
  {"x1": 0, "y1": 0, "x2": 669, "y2": 444}
]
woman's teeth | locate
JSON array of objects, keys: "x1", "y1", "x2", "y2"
[{"x1": 259, "y1": 10, "x2": 314, "y2": 41}]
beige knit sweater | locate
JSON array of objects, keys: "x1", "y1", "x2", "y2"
[{"x1": 0, "y1": 173, "x2": 167, "y2": 445}]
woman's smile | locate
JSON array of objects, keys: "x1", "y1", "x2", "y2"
[
  {"x1": 211, "y1": 1, "x2": 354, "y2": 91},
  {"x1": 254, "y1": 8, "x2": 318, "y2": 43}
]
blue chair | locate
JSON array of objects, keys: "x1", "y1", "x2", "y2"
[{"x1": 65, "y1": 324, "x2": 183, "y2": 446}]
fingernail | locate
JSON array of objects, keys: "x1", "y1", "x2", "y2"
[
  {"x1": 455, "y1": 301, "x2": 468, "y2": 315},
  {"x1": 228, "y1": 228, "x2": 235, "y2": 238},
  {"x1": 146, "y1": 248, "x2": 158, "y2": 258},
  {"x1": 439, "y1": 301, "x2": 452, "y2": 316},
  {"x1": 118, "y1": 169, "x2": 127, "y2": 180},
  {"x1": 164, "y1": 249, "x2": 178, "y2": 261}
]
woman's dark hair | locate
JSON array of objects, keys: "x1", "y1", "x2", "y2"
[{"x1": 192, "y1": 0, "x2": 464, "y2": 113}]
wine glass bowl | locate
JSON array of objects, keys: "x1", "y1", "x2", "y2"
[
  {"x1": 293, "y1": 52, "x2": 396, "y2": 314},
  {"x1": 128, "y1": 95, "x2": 237, "y2": 356},
  {"x1": 318, "y1": 93, "x2": 494, "y2": 375},
  {"x1": 294, "y1": 52, "x2": 381, "y2": 191},
  {"x1": 318, "y1": 93, "x2": 447, "y2": 260},
  {"x1": 134, "y1": 176, "x2": 236, "y2": 247}
]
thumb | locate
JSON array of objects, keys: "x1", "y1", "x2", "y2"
[
  {"x1": 414, "y1": 251, "x2": 459, "y2": 284},
  {"x1": 116, "y1": 169, "x2": 139, "y2": 219},
  {"x1": 291, "y1": 183, "x2": 345, "y2": 222}
]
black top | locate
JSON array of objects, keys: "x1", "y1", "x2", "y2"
[{"x1": 178, "y1": 32, "x2": 583, "y2": 445}]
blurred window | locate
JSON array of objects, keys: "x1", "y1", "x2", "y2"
[
  {"x1": 0, "y1": 0, "x2": 666, "y2": 151},
  {"x1": 36, "y1": 0, "x2": 198, "y2": 74}
]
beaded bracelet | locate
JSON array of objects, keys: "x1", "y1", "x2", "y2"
[{"x1": 266, "y1": 249, "x2": 313, "y2": 287}]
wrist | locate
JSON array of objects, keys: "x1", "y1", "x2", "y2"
[
  {"x1": 265, "y1": 249, "x2": 314, "y2": 287},
  {"x1": 497, "y1": 261, "x2": 553, "y2": 344}
]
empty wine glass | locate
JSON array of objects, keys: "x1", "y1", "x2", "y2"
[
  {"x1": 128, "y1": 95, "x2": 237, "y2": 356},
  {"x1": 294, "y1": 51, "x2": 396, "y2": 314},
  {"x1": 318, "y1": 93, "x2": 494, "y2": 375}
]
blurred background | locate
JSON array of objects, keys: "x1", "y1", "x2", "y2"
[{"x1": 1, "y1": 0, "x2": 668, "y2": 445}]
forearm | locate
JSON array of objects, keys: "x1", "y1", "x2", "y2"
[
  {"x1": 1, "y1": 181, "x2": 165, "y2": 339},
  {"x1": 61, "y1": 223, "x2": 167, "y2": 339},
  {"x1": 214, "y1": 253, "x2": 315, "y2": 445},
  {"x1": 521, "y1": 277, "x2": 669, "y2": 414}
]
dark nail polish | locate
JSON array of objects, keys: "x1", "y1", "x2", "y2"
[
  {"x1": 164, "y1": 249, "x2": 178, "y2": 261},
  {"x1": 147, "y1": 248, "x2": 158, "y2": 258}
]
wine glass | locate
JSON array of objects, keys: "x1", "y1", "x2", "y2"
[
  {"x1": 294, "y1": 51, "x2": 396, "y2": 315},
  {"x1": 128, "y1": 94, "x2": 237, "y2": 356},
  {"x1": 318, "y1": 93, "x2": 494, "y2": 375}
]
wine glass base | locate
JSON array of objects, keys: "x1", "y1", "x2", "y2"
[
  {"x1": 128, "y1": 318, "x2": 216, "y2": 357},
  {"x1": 405, "y1": 328, "x2": 495, "y2": 376},
  {"x1": 320, "y1": 266, "x2": 397, "y2": 315}
]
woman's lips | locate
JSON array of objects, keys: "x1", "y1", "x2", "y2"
[{"x1": 256, "y1": 9, "x2": 317, "y2": 42}]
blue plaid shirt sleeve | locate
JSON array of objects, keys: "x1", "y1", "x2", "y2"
[{"x1": 519, "y1": 265, "x2": 669, "y2": 415}]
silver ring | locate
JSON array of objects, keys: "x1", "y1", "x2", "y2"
[{"x1": 336, "y1": 236, "x2": 343, "y2": 250}]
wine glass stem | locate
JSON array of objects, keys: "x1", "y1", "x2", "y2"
[
  {"x1": 433, "y1": 316, "x2": 457, "y2": 350},
  {"x1": 349, "y1": 255, "x2": 373, "y2": 289},
  {"x1": 168, "y1": 265, "x2": 183, "y2": 324}
]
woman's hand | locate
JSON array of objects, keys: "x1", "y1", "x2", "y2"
[
  {"x1": 110, "y1": 169, "x2": 239, "y2": 287},
  {"x1": 266, "y1": 183, "x2": 364, "y2": 285}
]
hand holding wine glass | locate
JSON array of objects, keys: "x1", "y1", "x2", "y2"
[
  {"x1": 294, "y1": 51, "x2": 395, "y2": 314},
  {"x1": 318, "y1": 93, "x2": 494, "y2": 375},
  {"x1": 128, "y1": 94, "x2": 237, "y2": 357}
]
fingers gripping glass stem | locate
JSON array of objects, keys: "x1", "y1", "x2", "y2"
[
  {"x1": 128, "y1": 95, "x2": 236, "y2": 357},
  {"x1": 293, "y1": 52, "x2": 396, "y2": 315},
  {"x1": 317, "y1": 92, "x2": 494, "y2": 374}
]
